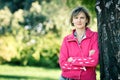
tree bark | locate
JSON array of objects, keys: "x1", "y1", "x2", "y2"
[{"x1": 95, "y1": 0, "x2": 120, "y2": 80}]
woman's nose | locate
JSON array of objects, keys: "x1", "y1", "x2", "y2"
[{"x1": 77, "y1": 18, "x2": 81, "y2": 21}]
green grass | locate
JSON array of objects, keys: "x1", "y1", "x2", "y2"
[
  {"x1": 0, "y1": 65, "x2": 100, "y2": 80},
  {"x1": 0, "y1": 65, "x2": 61, "y2": 80}
]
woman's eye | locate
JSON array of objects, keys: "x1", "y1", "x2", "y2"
[
  {"x1": 74, "y1": 17, "x2": 78, "y2": 19},
  {"x1": 81, "y1": 17, "x2": 85, "y2": 19}
]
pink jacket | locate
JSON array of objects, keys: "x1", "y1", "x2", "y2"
[{"x1": 59, "y1": 27, "x2": 99, "y2": 80}]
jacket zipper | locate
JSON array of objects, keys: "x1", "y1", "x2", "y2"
[{"x1": 75, "y1": 37, "x2": 88, "y2": 79}]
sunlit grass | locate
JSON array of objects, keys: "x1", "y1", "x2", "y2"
[
  {"x1": 0, "y1": 65, "x2": 100, "y2": 80},
  {"x1": 0, "y1": 65, "x2": 61, "y2": 80}
]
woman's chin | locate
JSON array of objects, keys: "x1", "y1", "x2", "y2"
[{"x1": 76, "y1": 26, "x2": 85, "y2": 29}]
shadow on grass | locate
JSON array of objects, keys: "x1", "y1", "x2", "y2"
[
  {"x1": 96, "y1": 64, "x2": 100, "y2": 71},
  {"x1": 0, "y1": 74, "x2": 55, "y2": 80}
]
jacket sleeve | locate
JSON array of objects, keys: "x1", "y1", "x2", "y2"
[
  {"x1": 59, "y1": 37, "x2": 83, "y2": 71},
  {"x1": 71, "y1": 33, "x2": 99, "y2": 67}
]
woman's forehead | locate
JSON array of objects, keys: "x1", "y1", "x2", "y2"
[{"x1": 73, "y1": 12, "x2": 86, "y2": 17}]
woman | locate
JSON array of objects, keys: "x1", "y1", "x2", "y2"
[{"x1": 59, "y1": 6, "x2": 99, "y2": 80}]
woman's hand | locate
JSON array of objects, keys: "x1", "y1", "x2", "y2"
[
  {"x1": 67, "y1": 57, "x2": 73, "y2": 62},
  {"x1": 89, "y1": 50, "x2": 95, "y2": 56}
]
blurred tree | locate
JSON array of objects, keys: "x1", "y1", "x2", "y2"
[
  {"x1": 0, "y1": 0, "x2": 52, "y2": 13},
  {"x1": 0, "y1": 0, "x2": 34, "y2": 13},
  {"x1": 65, "y1": 0, "x2": 96, "y2": 17},
  {"x1": 0, "y1": 7, "x2": 12, "y2": 35},
  {"x1": 96, "y1": 0, "x2": 120, "y2": 80}
]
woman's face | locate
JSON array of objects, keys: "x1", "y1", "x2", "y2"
[{"x1": 72, "y1": 12, "x2": 88, "y2": 29}]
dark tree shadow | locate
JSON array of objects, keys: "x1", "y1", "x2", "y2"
[{"x1": 0, "y1": 74, "x2": 56, "y2": 80}]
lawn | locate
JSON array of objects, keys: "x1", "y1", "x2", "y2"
[{"x1": 0, "y1": 65, "x2": 100, "y2": 80}]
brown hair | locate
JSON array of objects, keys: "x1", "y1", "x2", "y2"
[{"x1": 70, "y1": 6, "x2": 90, "y2": 26}]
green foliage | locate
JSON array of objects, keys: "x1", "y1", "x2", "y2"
[
  {"x1": 9, "y1": 32, "x2": 60, "y2": 67},
  {"x1": 0, "y1": 0, "x2": 34, "y2": 13},
  {"x1": 23, "y1": 1, "x2": 46, "y2": 27},
  {"x1": 0, "y1": 36, "x2": 18, "y2": 62},
  {"x1": 66, "y1": 0, "x2": 96, "y2": 16},
  {"x1": 0, "y1": 7, "x2": 12, "y2": 35},
  {"x1": 39, "y1": 33, "x2": 60, "y2": 68}
]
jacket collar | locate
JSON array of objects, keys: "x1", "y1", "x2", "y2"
[{"x1": 67, "y1": 27, "x2": 94, "y2": 41}]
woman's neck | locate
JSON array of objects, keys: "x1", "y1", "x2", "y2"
[{"x1": 76, "y1": 28, "x2": 85, "y2": 38}]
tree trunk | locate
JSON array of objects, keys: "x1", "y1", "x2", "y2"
[{"x1": 95, "y1": 0, "x2": 120, "y2": 80}]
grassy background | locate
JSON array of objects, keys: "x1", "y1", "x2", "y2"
[{"x1": 0, "y1": 65, "x2": 100, "y2": 80}]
